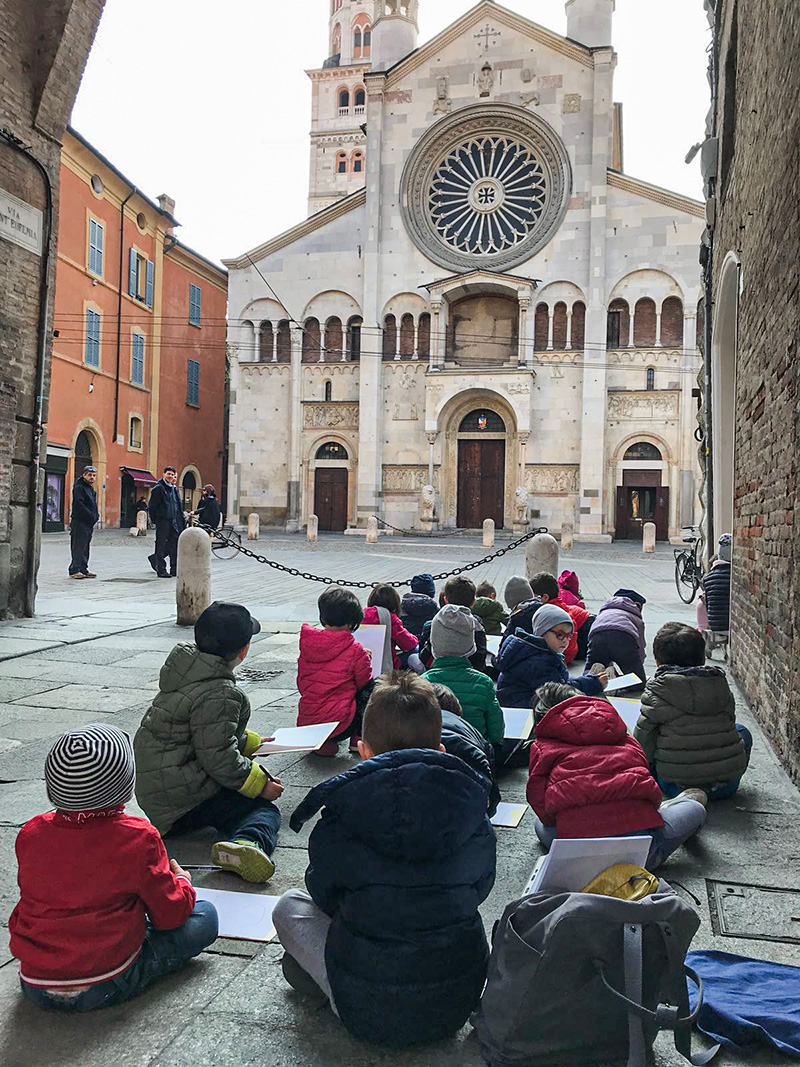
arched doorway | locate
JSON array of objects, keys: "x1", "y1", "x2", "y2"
[
  {"x1": 74, "y1": 431, "x2": 94, "y2": 479},
  {"x1": 314, "y1": 441, "x2": 349, "y2": 532},
  {"x1": 181, "y1": 470, "x2": 197, "y2": 512},
  {"x1": 614, "y1": 441, "x2": 669, "y2": 541},
  {"x1": 457, "y1": 409, "x2": 506, "y2": 528}
]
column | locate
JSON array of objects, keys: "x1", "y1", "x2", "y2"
[
  {"x1": 430, "y1": 300, "x2": 442, "y2": 370},
  {"x1": 517, "y1": 298, "x2": 530, "y2": 365},
  {"x1": 319, "y1": 322, "x2": 327, "y2": 363},
  {"x1": 546, "y1": 307, "x2": 554, "y2": 351},
  {"x1": 412, "y1": 318, "x2": 419, "y2": 361},
  {"x1": 566, "y1": 309, "x2": 573, "y2": 350},
  {"x1": 625, "y1": 310, "x2": 633, "y2": 348},
  {"x1": 427, "y1": 431, "x2": 438, "y2": 487},
  {"x1": 286, "y1": 326, "x2": 303, "y2": 532},
  {"x1": 271, "y1": 324, "x2": 278, "y2": 363},
  {"x1": 518, "y1": 431, "x2": 529, "y2": 486},
  {"x1": 655, "y1": 307, "x2": 663, "y2": 347},
  {"x1": 252, "y1": 321, "x2": 260, "y2": 363},
  {"x1": 342, "y1": 322, "x2": 348, "y2": 363}
]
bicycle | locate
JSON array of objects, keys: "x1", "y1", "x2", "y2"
[
  {"x1": 674, "y1": 526, "x2": 704, "y2": 603},
  {"x1": 187, "y1": 515, "x2": 243, "y2": 560}
]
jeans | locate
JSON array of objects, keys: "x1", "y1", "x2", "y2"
[
  {"x1": 20, "y1": 901, "x2": 218, "y2": 1012},
  {"x1": 168, "y1": 789, "x2": 280, "y2": 854},
  {"x1": 273, "y1": 888, "x2": 337, "y2": 1013},
  {"x1": 534, "y1": 797, "x2": 707, "y2": 871},
  {"x1": 153, "y1": 521, "x2": 180, "y2": 576},
  {"x1": 69, "y1": 522, "x2": 93, "y2": 575},
  {"x1": 657, "y1": 725, "x2": 753, "y2": 802},
  {"x1": 585, "y1": 631, "x2": 645, "y2": 683}
]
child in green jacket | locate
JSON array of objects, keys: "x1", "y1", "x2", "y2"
[{"x1": 472, "y1": 581, "x2": 509, "y2": 636}]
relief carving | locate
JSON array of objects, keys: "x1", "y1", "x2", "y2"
[
  {"x1": 607, "y1": 348, "x2": 682, "y2": 365},
  {"x1": 434, "y1": 76, "x2": 451, "y2": 114},
  {"x1": 392, "y1": 403, "x2": 419, "y2": 421},
  {"x1": 607, "y1": 392, "x2": 679, "y2": 420},
  {"x1": 562, "y1": 93, "x2": 582, "y2": 114},
  {"x1": 382, "y1": 467, "x2": 440, "y2": 493},
  {"x1": 384, "y1": 89, "x2": 413, "y2": 104},
  {"x1": 506, "y1": 380, "x2": 531, "y2": 395},
  {"x1": 303, "y1": 402, "x2": 359, "y2": 429},
  {"x1": 526, "y1": 465, "x2": 580, "y2": 494}
]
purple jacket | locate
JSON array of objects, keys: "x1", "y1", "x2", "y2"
[{"x1": 589, "y1": 596, "x2": 645, "y2": 656}]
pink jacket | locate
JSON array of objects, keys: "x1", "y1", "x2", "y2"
[
  {"x1": 361, "y1": 606, "x2": 418, "y2": 668},
  {"x1": 558, "y1": 571, "x2": 586, "y2": 608},
  {"x1": 296, "y1": 625, "x2": 373, "y2": 733}
]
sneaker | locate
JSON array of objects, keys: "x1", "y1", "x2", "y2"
[
  {"x1": 349, "y1": 734, "x2": 362, "y2": 754},
  {"x1": 315, "y1": 741, "x2": 340, "y2": 757},
  {"x1": 281, "y1": 953, "x2": 328, "y2": 1005},
  {"x1": 83, "y1": 571, "x2": 97, "y2": 579},
  {"x1": 69, "y1": 572, "x2": 85, "y2": 580},
  {"x1": 211, "y1": 839, "x2": 275, "y2": 883},
  {"x1": 662, "y1": 788, "x2": 708, "y2": 809},
  {"x1": 147, "y1": 553, "x2": 158, "y2": 574}
]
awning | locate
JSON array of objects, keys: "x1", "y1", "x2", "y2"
[{"x1": 120, "y1": 466, "x2": 158, "y2": 488}]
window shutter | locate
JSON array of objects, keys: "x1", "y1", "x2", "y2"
[
  {"x1": 85, "y1": 310, "x2": 100, "y2": 367},
  {"x1": 187, "y1": 359, "x2": 200, "y2": 404},
  {"x1": 145, "y1": 260, "x2": 154, "y2": 308},
  {"x1": 132, "y1": 334, "x2": 144, "y2": 385},
  {"x1": 128, "y1": 248, "x2": 137, "y2": 296}
]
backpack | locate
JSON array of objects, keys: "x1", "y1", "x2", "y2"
[{"x1": 472, "y1": 885, "x2": 718, "y2": 1067}]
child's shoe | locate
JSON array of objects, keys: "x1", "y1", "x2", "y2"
[
  {"x1": 661, "y1": 788, "x2": 708, "y2": 809},
  {"x1": 211, "y1": 839, "x2": 275, "y2": 883},
  {"x1": 315, "y1": 741, "x2": 340, "y2": 757},
  {"x1": 349, "y1": 734, "x2": 362, "y2": 754},
  {"x1": 281, "y1": 953, "x2": 328, "y2": 1005}
]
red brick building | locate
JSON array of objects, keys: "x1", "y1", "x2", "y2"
[{"x1": 46, "y1": 129, "x2": 228, "y2": 531}]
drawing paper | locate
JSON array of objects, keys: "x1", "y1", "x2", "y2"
[
  {"x1": 491, "y1": 803, "x2": 528, "y2": 828},
  {"x1": 524, "y1": 836, "x2": 652, "y2": 895},
  {"x1": 255, "y1": 722, "x2": 340, "y2": 755},
  {"x1": 354, "y1": 624, "x2": 387, "y2": 679},
  {"x1": 604, "y1": 673, "x2": 644, "y2": 693},
  {"x1": 608, "y1": 698, "x2": 642, "y2": 734},
  {"x1": 486, "y1": 635, "x2": 502, "y2": 657},
  {"x1": 194, "y1": 887, "x2": 280, "y2": 942},
  {"x1": 503, "y1": 707, "x2": 534, "y2": 740}
]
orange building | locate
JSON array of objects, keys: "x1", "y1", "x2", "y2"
[{"x1": 45, "y1": 128, "x2": 227, "y2": 531}]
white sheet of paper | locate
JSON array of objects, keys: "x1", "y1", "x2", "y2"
[
  {"x1": 503, "y1": 707, "x2": 534, "y2": 740},
  {"x1": 194, "y1": 887, "x2": 279, "y2": 942},
  {"x1": 490, "y1": 802, "x2": 528, "y2": 828},
  {"x1": 255, "y1": 722, "x2": 339, "y2": 755},
  {"x1": 525, "y1": 836, "x2": 652, "y2": 895},
  {"x1": 354, "y1": 625, "x2": 387, "y2": 679},
  {"x1": 608, "y1": 698, "x2": 642, "y2": 734},
  {"x1": 604, "y1": 673, "x2": 644, "y2": 693},
  {"x1": 486, "y1": 635, "x2": 502, "y2": 657}
]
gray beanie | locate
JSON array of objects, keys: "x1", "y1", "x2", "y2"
[
  {"x1": 45, "y1": 723, "x2": 135, "y2": 811},
  {"x1": 505, "y1": 575, "x2": 534, "y2": 612},
  {"x1": 431, "y1": 604, "x2": 477, "y2": 659},
  {"x1": 531, "y1": 604, "x2": 574, "y2": 639},
  {"x1": 718, "y1": 534, "x2": 732, "y2": 563}
]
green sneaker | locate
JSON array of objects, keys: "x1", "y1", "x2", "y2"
[{"x1": 211, "y1": 839, "x2": 276, "y2": 883}]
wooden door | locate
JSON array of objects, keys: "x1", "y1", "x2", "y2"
[
  {"x1": 457, "y1": 440, "x2": 505, "y2": 529},
  {"x1": 315, "y1": 468, "x2": 348, "y2": 532},
  {"x1": 654, "y1": 487, "x2": 670, "y2": 541}
]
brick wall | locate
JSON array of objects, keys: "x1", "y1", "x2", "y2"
[
  {"x1": 712, "y1": 0, "x2": 800, "y2": 779},
  {"x1": 0, "y1": 0, "x2": 104, "y2": 615}
]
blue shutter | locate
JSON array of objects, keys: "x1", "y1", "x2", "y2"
[
  {"x1": 187, "y1": 359, "x2": 200, "y2": 405},
  {"x1": 189, "y1": 284, "x2": 201, "y2": 325},
  {"x1": 88, "y1": 220, "x2": 103, "y2": 275},
  {"x1": 145, "y1": 259, "x2": 154, "y2": 308},
  {"x1": 131, "y1": 334, "x2": 144, "y2": 385},
  {"x1": 85, "y1": 310, "x2": 100, "y2": 367},
  {"x1": 128, "y1": 247, "x2": 137, "y2": 296}
]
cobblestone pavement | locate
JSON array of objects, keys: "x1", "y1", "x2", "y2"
[{"x1": 0, "y1": 533, "x2": 796, "y2": 1066}]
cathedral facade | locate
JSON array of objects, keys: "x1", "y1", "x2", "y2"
[{"x1": 224, "y1": 0, "x2": 704, "y2": 542}]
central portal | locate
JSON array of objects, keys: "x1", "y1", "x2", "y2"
[{"x1": 456, "y1": 408, "x2": 506, "y2": 528}]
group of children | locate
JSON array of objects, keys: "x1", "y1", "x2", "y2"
[{"x1": 9, "y1": 553, "x2": 751, "y2": 1050}]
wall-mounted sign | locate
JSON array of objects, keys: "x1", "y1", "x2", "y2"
[{"x1": 0, "y1": 188, "x2": 43, "y2": 256}]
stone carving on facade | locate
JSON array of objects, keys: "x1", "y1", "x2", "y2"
[
  {"x1": 562, "y1": 93, "x2": 582, "y2": 114},
  {"x1": 420, "y1": 484, "x2": 437, "y2": 520},
  {"x1": 434, "y1": 76, "x2": 451, "y2": 114},
  {"x1": 607, "y1": 392, "x2": 680, "y2": 420},
  {"x1": 397, "y1": 366, "x2": 419, "y2": 391},
  {"x1": 514, "y1": 486, "x2": 529, "y2": 524},
  {"x1": 303, "y1": 402, "x2": 359, "y2": 429},
  {"x1": 426, "y1": 431, "x2": 439, "y2": 446},
  {"x1": 392, "y1": 403, "x2": 419, "y2": 421},
  {"x1": 478, "y1": 63, "x2": 494, "y2": 97},
  {"x1": 607, "y1": 348, "x2": 682, "y2": 365},
  {"x1": 526, "y1": 465, "x2": 580, "y2": 494},
  {"x1": 384, "y1": 89, "x2": 413, "y2": 104},
  {"x1": 520, "y1": 90, "x2": 541, "y2": 108},
  {"x1": 506, "y1": 380, "x2": 531, "y2": 395},
  {"x1": 539, "y1": 75, "x2": 563, "y2": 90},
  {"x1": 383, "y1": 466, "x2": 439, "y2": 492}
]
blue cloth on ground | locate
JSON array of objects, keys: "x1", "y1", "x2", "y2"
[{"x1": 686, "y1": 949, "x2": 800, "y2": 1056}]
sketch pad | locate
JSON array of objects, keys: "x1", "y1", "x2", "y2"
[
  {"x1": 607, "y1": 697, "x2": 642, "y2": 734},
  {"x1": 503, "y1": 707, "x2": 534, "y2": 740},
  {"x1": 256, "y1": 722, "x2": 339, "y2": 755},
  {"x1": 491, "y1": 803, "x2": 528, "y2": 828},
  {"x1": 354, "y1": 625, "x2": 387, "y2": 679},
  {"x1": 604, "y1": 673, "x2": 644, "y2": 693},
  {"x1": 486, "y1": 635, "x2": 502, "y2": 657},
  {"x1": 194, "y1": 887, "x2": 280, "y2": 942},
  {"x1": 523, "y1": 836, "x2": 652, "y2": 895}
]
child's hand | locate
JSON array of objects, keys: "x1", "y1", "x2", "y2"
[
  {"x1": 597, "y1": 672, "x2": 609, "y2": 690},
  {"x1": 170, "y1": 858, "x2": 192, "y2": 883},
  {"x1": 260, "y1": 777, "x2": 284, "y2": 802}
]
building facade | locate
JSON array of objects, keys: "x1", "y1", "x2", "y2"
[
  {"x1": 703, "y1": 0, "x2": 800, "y2": 779},
  {"x1": 46, "y1": 129, "x2": 228, "y2": 532},
  {"x1": 0, "y1": 0, "x2": 104, "y2": 617},
  {"x1": 225, "y1": 0, "x2": 704, "y2": 541}
]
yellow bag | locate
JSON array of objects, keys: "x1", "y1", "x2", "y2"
[{"x1": 581, "y1": 863, "x2": 659, "y2": 900}]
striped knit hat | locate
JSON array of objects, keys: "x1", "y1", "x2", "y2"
[{"x1": 45, "y1": 723, "x2": 135, "y2": 811}]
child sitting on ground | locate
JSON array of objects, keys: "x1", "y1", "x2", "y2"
[
  {"x1": 557, "y1": 570, "x2": 586, "y2": 608},
  {"x1": 431, "y1": 683, "x2": 501, "y2": 816},
  {"x1": 273, "y1": 672, "x2": 496, "y2": 1049},
  {"x1": 527, "y1": 692, "x2": 708, "y2": 870},
  {"x1": 529, "y1": 572, "x2": 592, "y2": 665},
  {"x1": 472, "y1": 581, "x2": 509, "y2": 636},
  {"x1": 363, "y1": 583, "x2": 419, "y2": 668},
  {"x1": 401, "y1": 573, "x2": 439, "y2": 640},
  {"x1": 135, "y1": 601, "x2": 284, "y2": 883},
  {"x1": 502, "y1": 576, "x2": 542, "y2": 642},
  {"x1": 10, "y1": 724, "x2": 218, "y2": 1011},
  {"x1": 586, "y1": 588, "x2": 648, "y2": 683},
  {"x1": 635, "y1": 622, "x2": 751, "y2": 800},
  {"x1": 296, "y1": 588, "x2": 373, "y2": 757},
  {"x1": 420, "y1": 576, "x2": 490, "y2": 674},
  {"x1": 424, "y1": 604, "x2": 505, "y2": 746},
  {"x1": 497, "y1": 605, "x2": 606, "y2": 708}
]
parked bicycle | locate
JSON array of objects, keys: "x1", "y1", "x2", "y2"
[
  {"x1": 674, "y1": 526, "x2": 704, "y2": 603},
  {"x1": 187, "y1": 515, "x2": 243, "y2": 561}
]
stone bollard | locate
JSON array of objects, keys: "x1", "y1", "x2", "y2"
[
  {"x1": 136, "y1": 510, "x2": 148, "y2": 536},
  {"x1": 643, "y1": 522, "x2": 657, "y2": 554},
  {"x1": 561, "y1": 522, "x2": 574, "y2": 552},
  {"x1": 248, "y1": 513, "x2": 260, "y2": 541},
  {"x1": 366, "y1": 516, "x2": 379, "y2": 544},
  {"x1": 129, "y1": 525, "x2": 138, "y2": 538},
  {"x1": 176, "y1": 527, "x2": 212, "y2": 627},
  {"x1": 526, "y1": 531, "x2": 559, "y2": 580},
  {"x1": 483, "y1": 518, "x2": 495, "y2": 548},
  {"x1": 307, "y1": 515, "x2": 319, "y2": 544}
]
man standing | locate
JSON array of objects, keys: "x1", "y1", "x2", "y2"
[
  {"x1": 68, "y1": 466, "x2": 100, "y2": 579},
  {"x1": 147, "y1": 466, "x2": 185, "y2": 578}
]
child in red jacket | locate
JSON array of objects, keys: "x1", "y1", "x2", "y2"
[
  {"x1": 529, "y1": 572, "x2": 592, "y2": 665},
  {"x1": 362, "y1": 584, "x2": 420, "y2": 669},
  {"x1": 297, "y1": 588, "x2": 373, "y2": 757},
  {"x1": 527, "y1": 694, "x2": 707, "y2": 870},
  {"x1": 10, "y1": 723, "x2": 217, "y2": 1012}
]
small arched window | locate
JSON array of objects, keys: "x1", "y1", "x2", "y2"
[
  {"x1": 354, "y1": 87, "x2": 366, "y2": 111},
  {"x1": 459, "y1": 410, "x2": 506, "y2": 433},
  {"x1": 276, "y1": 320, "x2": 292, "y2": 362},
  {"x1": 607, "y1": 298, "x2": 630, "y2": 348},
  {"x1": 552, "y1": 302, "x2": 568, "y2": 350},
  {"x1": 571, "y1": 301, "x2": 586, "y2": 350},
  {"x1": 259, "y1": 320, "x2": 273, "y2": 362},
  {"x1": 418, "y1": 312, "x2": 431, "y2": 358},
  {"x1": 646, "y1": 367, "x2": 655, "y2": 391},
  {"x1": 181, "y1": 470, "x2": 197, "y2": 511},
  {"x1": 633, "y1": 298, "x2": 657, "y2": 347},
  {"x1": 347, "y1": 316, "x2": 362, "y2": 361},
  {"x1": 336, "y1": 151, "x2": 348, "y2": 174},
  {"x1": 624, "y1": 442, "x2": 662, "y2": 461},
  {"x1": 325, "y1": 316, "x2": 343, "y2": 360},
  {"x1": 353, "y1": 27, "x2": 362, "y2": 56},
  {"x1": 338, "y1": 87, "x2": 350, "y2": 112},
  {"x1": 382, "y1": 314, "x2": 397, "y2": 360},
  {"x1": 128, "y1": 416, "x2": 143, "y2": 451},
  {"x1": 317, "y1": 442, "x2": 348, "y2": 461},
  {"x1": 533, "y1": 303, "x2": 549, "y2": 352},
  {"x1": 331, "y1": 23, "x2": 341, "y2": 56},
  {"x1": 661, "y1": 296, "x2": 684, "y2": 346},
  {"x1": 324, "y1": 380, "x2": 333, "y2": 401},
  {"x1": 352, "y1": 150, "x2": 364, "y2": 174},
  {"x1": 303, "y1": 318, "x2": 321, "y2": 362},
  {"x1": 362, "y1": 26, "x2": 371, "y2": 54}
]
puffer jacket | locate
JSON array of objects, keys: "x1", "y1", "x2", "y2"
[
  {"x1": 296, "y1": 624, "x2": 372, "y2": 733},
  {"x1": 590, "y1": 596, "x2": 646, "y2": 654},
  {"x1": 636, "y1": 665, "x2": 747, "y2": 786},
  {"x1": 70, "y1": 476, "x2": 99, "y2": 526},
  {"x1": 703, "y1": 561, "x2": 731, "y2": 632},
  {"x1": 496, "y1": 631, "x2": 603, "y2": 708},
  {"x1": 501, "y1": 597, "x2": 544, "y2": 645},
  {"x1": 471, "y1": 597, "x2": 508, "y2": 636},
  {"x1": 551, "y1": 595, "x2": 591, "y2": 665},
  {"x1": 441, "y1": 709, "x2": 500, "y2": 816},
  {"x1": 423, "y1": 656, "x2": 505, "y2": 743},
  {"x1": 134, "y1": 644, "x2": 267, "y2": 833},
  {"x1": 558, "y1": 570, "x2": 586, "y2": 608},
  {"x1": 527, "y1": 696, "x2": 664, "y2": 838},
  {"x1": 400, "y1": 592, "x2": 438, "y2": 639},
  {"x1": 290, "y1": 749, "x2": 496, "y2": 1048}
]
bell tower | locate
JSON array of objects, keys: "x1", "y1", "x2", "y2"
[
  {"x1": 326, "y1": 0, "x2": 375, "y2": 68},
  {"x1": 565, "y1": 0, "x2": 615, "y2": 48},
  {"x1": 371, "y1": 0, "x2": 419, "y2": 71}
]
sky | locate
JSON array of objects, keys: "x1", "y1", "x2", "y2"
[{"x1": 71, "y1": 1, "x2": 711, "y2": 266}]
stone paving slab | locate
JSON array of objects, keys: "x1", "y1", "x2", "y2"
[
  {"x1": 0, "y1": 659, "x2": 160, "y2": 690},
  {"x1": 0, "y1": 679, "x2": 69, "y2": 702},
  {"x1": 11, "y1": 684, "x2": 153, "y2": 713}
]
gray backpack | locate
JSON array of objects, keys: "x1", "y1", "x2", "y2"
[{"x1": 472, "y1": 886, "x2": 718, "y2": 1067}]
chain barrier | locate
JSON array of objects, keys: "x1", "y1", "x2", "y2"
[{"x1": 200, "y1": 524, "x2": 549, "y2": 590}]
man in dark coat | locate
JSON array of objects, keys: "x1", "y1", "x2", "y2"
[
  {"x1": 147, "y1": 466, "x2": 185, "y2": 578},
  {"x1": 68, "y1": 466, "x2": 100, "y2": 579},
  {"x1": 193, "y1": 485, "x2": 222, "y2": 531},
  {"x1": 703, "y1": 534, "x2": 732, "y2": 633}
]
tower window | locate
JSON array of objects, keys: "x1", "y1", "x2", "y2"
[
  {"x1": 354, "y1": 27, "x2": 362, "y2": 56},
  {"x1": 338, "y1": 88, "x2": 350, "y2": 111},
  {"x1": 336, "y1": 151, "x2": 348, "y2": 174},
  {"x1": 354, "y1": 87, "x2": 366, "y2": 115},
  {"x1": 352, "y1": 151, "x2": 364, "y2": 174},
  {"x1": 324, "y1": 380, "x2": 332, "y2": 401},
  {"x1": 646, "y1": 367, "x2": 655, "y2": 391}
]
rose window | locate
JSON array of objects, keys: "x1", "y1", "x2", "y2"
[{"x1": 428, "y1": 137, "x2": 548, "y2": 257}]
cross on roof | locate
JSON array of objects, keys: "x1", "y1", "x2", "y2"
[{"x1": 474, "y1": 24, "x2": 501, "y2": 51}]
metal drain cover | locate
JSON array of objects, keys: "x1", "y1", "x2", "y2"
[
  {"x1": 236, "y1": 668, "x2": 282, "y2": 683},
  {"x1": 707, "y1": 880, "x2": 800, "y2": 945}
]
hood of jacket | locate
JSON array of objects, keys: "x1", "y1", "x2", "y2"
[
  {"x1": 157, "y1": 643, "x2": 236, "y2": 693},
  {"x1": 559, "y1": 571, "x2": 580, "y2": 596},
  {"x1": 291, "y1": 748, "x2": 490, "y2": 861},
  {"x1": 299, "y1": 623, "x2": 358, "y2": 665},
  {"x1": 647, "y1": 665, "x2": 732, "y2": 715},
  {"x1": 401, "y1": 592, "x2": 437, "y2": 618},
  {"x1": 536, "y1": 695, "x2": 628, "y2": 747},
  {"x1": 473, "y1": 597, "x2": 504, "y2": 620},
  {"x1": 599, "y1": 595, "x2": 643, "y2": 620}
]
